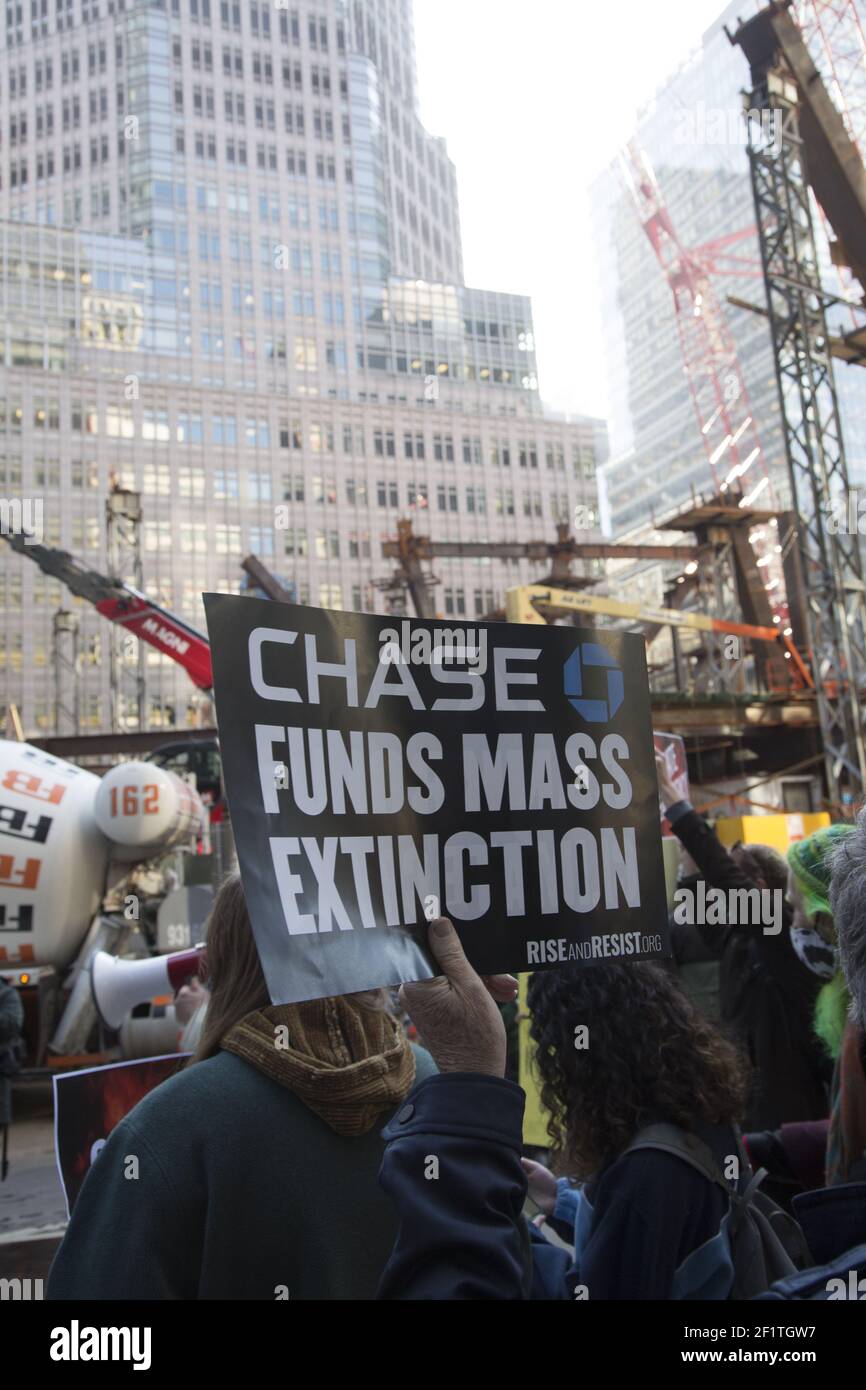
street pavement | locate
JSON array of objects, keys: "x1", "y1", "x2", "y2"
[{"x1": 0, "y1": 1079, "x2": 67, "y2": 1283}]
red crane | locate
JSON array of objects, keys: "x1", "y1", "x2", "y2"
[
  {"x1": 1, "y1": 533, "x2": 213, "y2": 690},
  {"x1": 620, "y1": 141, "x2": 773, "y2": 504},
  {"x1": 619, "y1": 141, "x2": 790, "y2": 633}
]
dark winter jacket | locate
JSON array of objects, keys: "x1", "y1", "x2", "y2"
[
  {"x1": 48, "y1": 1041, "x2": 435, "y2": 1300},
  {"x1": 377, "y1": 1074, "x2": 734, "y2": 1301},
  {"x1": 538, "y1": 1126, "x2": 734, "y2": 1300},
  {"x1": 667, "y1": 804, "x2": 830, "y2": 1129},
  {"x1": 378, "y1": 1072, "x2": 531, "y2": 1299}
]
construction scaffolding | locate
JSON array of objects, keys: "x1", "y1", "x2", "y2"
[{"x1": 731, "y1": 0, "x2": 866, "y2": 803}]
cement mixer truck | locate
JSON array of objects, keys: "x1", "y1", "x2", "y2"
[{"x1": 0, "y1": 737, "x2": 226, "y2": 1072}]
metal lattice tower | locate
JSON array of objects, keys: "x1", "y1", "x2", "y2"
[
  {"x1": 797, "y1": 0, "x2": 866, "y2": 322},
  {"x1": 105, "y1": 482, "x2": 146, "y2": 731},
  {"x1": 52, "y1": 609, "x2": 81, "y2": 736},
  {"x1": 797, "y1": 0, "x2": 866, "y2": 155},
  {"x1": 735, "y1": 16, "x2": 866, "y2": 802}
]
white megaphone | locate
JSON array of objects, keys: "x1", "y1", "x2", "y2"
[{"x1": 91, "y1": 947, "x2": 204, "y2": 1031}]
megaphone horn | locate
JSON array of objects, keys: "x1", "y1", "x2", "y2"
[{"x1": 91, "y1": 947, "x2": 204, "y2": 1031}]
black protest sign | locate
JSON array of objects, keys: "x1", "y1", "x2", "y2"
[
  {"x1": 53, "y1": 1055, "x2": 186, "y2": 1216},
  {"x1": 203, "y1": 596, "x2": 670, "y2": 1004}
]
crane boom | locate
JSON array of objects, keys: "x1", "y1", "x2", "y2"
[{"x1": 2, "y1": 533, "x2": 213, "y2": 690}]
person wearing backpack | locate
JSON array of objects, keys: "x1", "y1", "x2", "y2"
[
  {"x1": 376, "y1": 920, "x2": 808, "y2": 1300},
  {"x1": 0, "y1": 976, "x2": 25, "y2": 1181},
  {"x1": 520, "y1": 961, "x2": 809, "y2": 1299}
]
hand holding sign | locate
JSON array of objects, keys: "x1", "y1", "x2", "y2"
[{"x1": 399, "y1": 917, "x2": 516, "y2": 1076}]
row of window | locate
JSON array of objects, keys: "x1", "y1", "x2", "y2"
[
  {"x1": 4, "y1": 0, "x2": 342, "y2": 49},
  {"x1": 350, "y1": 480, "x2": 577, "y2": 521},
  {"x1": 166, "y1": 2, "x2": 340, "y2": 50},
  {"x1": 0, "y1": 404, "x2": 597, "y2": 474},
  {"x1": 8, "y1": 196, "x2": 450, "y2": 290},
  {"x1": 8, "y1": 38, "x2": 114, "y2": 96},
  {"x1": 193, "y1": 282, "x2": 341, "y2": 317},
  {"x1": 173, "y1": 43, "x2": 344, "y2": 98},
  {"x1": 5, "y1": 146, "x2": 353, "y2": 193},
  {"x1": 196, "y1": 185, "x2": 337, "y2": 231},
  {"x1": 2, "y1": 451, "x2": 587, "y2": 526},
  {"x1": 10, "y1": 94, "x2": 348, "y2": 140},
  {"x1": 10, "y1": 38, "x2": 337, "y2": 101},
  {"x1": 3, "y1": 413, "x2": 597, "y2": 479}
]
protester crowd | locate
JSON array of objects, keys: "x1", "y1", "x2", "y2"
[{"x1": 44, "y1": 759, "x2": 866, "y2": 1300}]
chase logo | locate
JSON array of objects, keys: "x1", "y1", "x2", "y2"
[{"x1": 563, "y1": 643, "x2": 624, "y2": 723}]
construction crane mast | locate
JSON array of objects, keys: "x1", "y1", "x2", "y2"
[
  {"x1": 731, "y1": 0, "x2": 866, "y2": 802},
  {"x1": 796, "y1": 0, "x2": 866, "y2": 156},
  {"x1": 618, "y1": 139, "x2": 792, "y2": 674},
  {"x1": 619, "y1": 142, "x2": 774, "y2": 508}
]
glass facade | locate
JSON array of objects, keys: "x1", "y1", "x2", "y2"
[
  {"x1": 592, "y1": 0, "x2": 866, "y2": 538},
  {"x1": 0, "y1": 0, "x2": 604, "y2": 733}
]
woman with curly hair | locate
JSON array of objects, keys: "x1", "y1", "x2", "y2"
[{"x1": 523, "y1": 960, "x2": 749, "y2": 1299}]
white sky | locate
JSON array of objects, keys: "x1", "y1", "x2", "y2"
[{"x1": 413, "y1": 0, "x2": 733, "y2": 422}]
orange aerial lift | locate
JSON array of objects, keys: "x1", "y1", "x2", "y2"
[{"x1": 504, "y1": 584, "x2": 814, "y2": 692}]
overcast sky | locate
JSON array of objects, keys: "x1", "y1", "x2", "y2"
[{"x1": 414, "y1": 0, "x2": 736, "y2": 422}]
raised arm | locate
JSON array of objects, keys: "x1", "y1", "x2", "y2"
[{"x1": 376, "y1": 919, "x2": 535, "y2": 1300}]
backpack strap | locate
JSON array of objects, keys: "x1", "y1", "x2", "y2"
[
  {"x1": 624, "y1": 1123, "x2": 746, "y2": 1202},
  {"x1": 626, "y1": 1123, "x2": 775, "y2": 1240}
]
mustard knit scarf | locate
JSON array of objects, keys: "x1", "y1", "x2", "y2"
[{"x1": 222, "y1": 996, "x2": 416, "y2": 1136}]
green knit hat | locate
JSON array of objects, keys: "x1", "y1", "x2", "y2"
[{"x1": 786, "y1": 823, "x2": 856, "y2": 922}]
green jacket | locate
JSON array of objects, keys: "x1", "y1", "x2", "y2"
[{"x1": 47, "y1": 1043, "x2": 436, "y2": 1300}]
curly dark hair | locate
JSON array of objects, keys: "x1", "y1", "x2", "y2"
[{"x1": 527, "y1": 961, "x2": 747, "y2": 1179}]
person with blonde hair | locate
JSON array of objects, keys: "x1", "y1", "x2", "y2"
[{"x1": 48, "y1": 875, "x2": 435, "y2": 1300}]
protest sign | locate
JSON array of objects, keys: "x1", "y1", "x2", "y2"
[
  {"x1": 203, "y1": 596, "x2": 670, "y2": 1004},
  {"x1": 53, "y1": 1055, "x2": 187, "y2": 1216}
]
